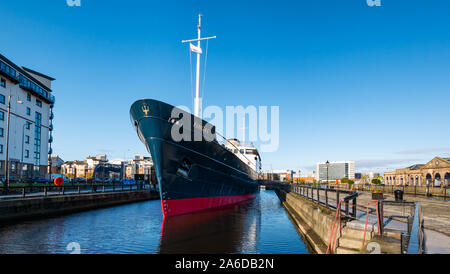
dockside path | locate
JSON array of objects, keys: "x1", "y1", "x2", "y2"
[{"x1": 295, "y1": 188, "x2": 450, "y2": 254}]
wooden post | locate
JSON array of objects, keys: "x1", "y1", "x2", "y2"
[{"x1": 317, "y1": 187, "x2": 320, "y2": 204}]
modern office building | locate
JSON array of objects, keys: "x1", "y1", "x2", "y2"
[
  {"x1": 316, "y1": 161, "x2": 355, "y2": 181},
  {"x1": 0, "y1": 54, "x2": 55, "y2": 180}
]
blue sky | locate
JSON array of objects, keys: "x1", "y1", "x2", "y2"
[{"x1": 1, "y1": 0, "x2": 449, "y2": 173}]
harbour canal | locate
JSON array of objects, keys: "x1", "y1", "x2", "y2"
[{"x1": 0, "y1": 190, "x2": 310, "y2": 254}]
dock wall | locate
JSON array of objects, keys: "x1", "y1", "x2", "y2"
[
  {"x1": 0, "y1": 190, "x2": 160, "y2": 222},
  {"x1": 276, "y1": 189, "x2": 401, "y2": 254}
]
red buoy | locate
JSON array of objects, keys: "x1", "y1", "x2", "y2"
[{"x1": 54, "y1": 177, "x2": 64, "y2": 186}]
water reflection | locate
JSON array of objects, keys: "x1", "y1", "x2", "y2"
[
  {"x1": 159, "y1": 197, "x2": 261, "y2": 254},
  {"x1": 0, "y1": 190, "x2": 309, "y2": 254}
]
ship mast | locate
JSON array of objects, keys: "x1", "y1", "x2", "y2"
[{"x1": 182, "y1": 14, "x2": 216, "y2": 117}]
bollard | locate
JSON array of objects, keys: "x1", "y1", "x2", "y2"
[
  {"x1": 102, "y1": 185, "x2": 105, "y2": 193},
  {"x1": 22, "y1": 187, "x2": 26, "y2": 198},
  {"x1": 62, "y1": 187, "x2": 65, "y2": 195},
  {"x1": 78, "y1": 186, "x2": 81, "y2": 194},
  {"x1": 44, "y1": 186, "x2": 48, "y2": 196}
]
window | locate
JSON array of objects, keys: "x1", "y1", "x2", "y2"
[
  {"x1": 25, "y1": 135, "x2": 30, "y2": 144},
  {"x1": 0, "y1": 94, "x2": 5, "y2": 104},
  {"x1": 26, "y1": 107, "x2": 31, "y2": 116},
  {"x1": 0, "y1": 144, "x2": 3, "y2": 154},
  {"x1": 0, "y1": 111, "x2": 4, "y2": 121},
  {"x1": 25, "y1": 149, "x2": 29, "y2": 158},
  {"x1": 36, "y1": 99, "x2": 42, "y2": 107},
  {"x1": 0, "y1": 128, "x2": 3, "y2": 137},
  {"x1": 27, "y1": 93, "x2": 31, "y2": 101},
  {"x1": 0, "y1": 78, "x2": 5, "y2": 88},
  {"x1": 26, "y1": 121, "x2": 31, "y2": 130}
]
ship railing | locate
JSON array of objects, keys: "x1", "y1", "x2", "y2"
[{"x1": 213, "y1": 131, "x2": 258, "y2": 170}]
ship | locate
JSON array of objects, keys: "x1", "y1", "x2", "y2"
[{"x1": 129, "y1": 15, "x2": 261, "y2": 217}]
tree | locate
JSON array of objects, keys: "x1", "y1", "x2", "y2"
[
  {"x1": 372, "y1": 178, "x2": 382, "y2": 185},
  {"x1": 341, "y1": 177, "x2": 349, "y2": 185}
]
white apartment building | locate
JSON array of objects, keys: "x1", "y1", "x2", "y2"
[
  {"x1": 0, "y1": 53, "x2": 55, "y2": 179},
  {"x1": 316, "y1": 161, "x2": 355, "y2": 181}
]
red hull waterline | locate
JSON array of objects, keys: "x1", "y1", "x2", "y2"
[{"x1": 161, "y1": 194, "x2": 257, "y2": 217}]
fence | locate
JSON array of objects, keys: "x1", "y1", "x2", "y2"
[
  {"x1": 289, "y1": 184, "x2": 358, "y2": 219},
  {"x1": 0, "y1": 182, "x2": 157, "y2": 199},
  {"x1": 328, "y1": 183, "x2": 450, "y2": 199}
]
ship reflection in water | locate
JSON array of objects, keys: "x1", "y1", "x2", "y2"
[
  {"x1": 159, "y1": 197, "x2": 260, "y2": 254},
  {"x1": 0, "y1": 191, "x2": 309, "y2": 254}
]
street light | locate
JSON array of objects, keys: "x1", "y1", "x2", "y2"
[
  {"x1": 3, "y1": 92, "x2": 23, "y2": 194},
  {"x1": 326, "y1": 160, "x2": 330, "y2": 188}
]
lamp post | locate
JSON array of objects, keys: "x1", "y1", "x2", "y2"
[
  {"x1": 3, "y1": 92, "x2": 23, "y2": 193},
  {"x1": 326, "y1": 160, "x2": 330, "y2": 188},
  {"x1": 21, "y1": 122, "x2": 26, "y2": 181}
]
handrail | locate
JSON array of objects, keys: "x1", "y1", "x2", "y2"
[
  {"x1": 0, "y1": 182, "x2": 154, "y2": 199},
  {"x1": 326, "y1": 200, "x2": 342, "y2": 254},
  {"x1": 361, "y1": 200, "x2": 381, "y2": 249},
  {"x1": 407, "y1": 202, "x2": 423, "y2": 254},
  {"x1": 290, "y1": 184, "x2": 358, "y2": 219}
]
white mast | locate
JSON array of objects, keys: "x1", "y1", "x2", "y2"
[{"x1": 182, "y1": 14, "x2": 216, "y2": 117}]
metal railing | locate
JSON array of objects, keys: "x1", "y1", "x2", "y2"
[
  {"x1": 290, "y1": 184, "x2": 359, "y2": 219},
  {"x1": 379, "y1": 200, "x2": 424, "y2": 254},
  {"x1": 0, "y1": 183, "x2": 157, "y2": 199}
]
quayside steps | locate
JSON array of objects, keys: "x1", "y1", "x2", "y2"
[{"x1": 283, "y1": 184, "x2": 425, "y2": 254}]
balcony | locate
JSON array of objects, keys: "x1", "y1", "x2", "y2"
[
  {"x1": 49, "y1": 124, "x2": 53, "y2": 131},
  {"x1": 48, "y1": 148, "x2": 53, "y2": 154},
  {"x1": 0, "y1": 61, "x2": 20, "y2": 84},
  {"x1": 49, "y1": 136, "x2": 53, "y2": 143},
  {"x1": 49, "y1": 112, "x2": 54, "y2": 120},
  {"x1": 18, "y1": 75, "x2": 55, "y2": 104}
]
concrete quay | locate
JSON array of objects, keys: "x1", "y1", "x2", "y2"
[
  {"x1": 0, "y1": 189, "x2": 160, "y2": 223},
  {"x1": 276, "y1": 188, "x2": 417, "y2": 254},
  {"x1": 277, "y1": 185, "x2": 450, "y2": 254}
]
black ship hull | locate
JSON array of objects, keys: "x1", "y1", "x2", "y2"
[{"x1": 130, "y1": 99, "x2": 259, "y2": 217}]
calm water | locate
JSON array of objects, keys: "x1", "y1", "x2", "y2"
[{"x1": 0, "y1": 190, "x2": 310, "y2": 254}]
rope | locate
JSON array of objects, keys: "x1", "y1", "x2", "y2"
[
  {"x1": 201, "y1": 39, "x2": 209, "y2": 102},
  {"x1": 189, "y1": 47, "x2": 194, "y2": 111}
]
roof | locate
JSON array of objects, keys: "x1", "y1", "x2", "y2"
[
  {"x1": 408, "y1": 164, "x2": 424, "y2": 170},
  {"x1": 0, "y1": 53, "x2": 52, "y2": 92},
  {"x1": 22, "y1": 66, "x2": 55, "y2": 81}
]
